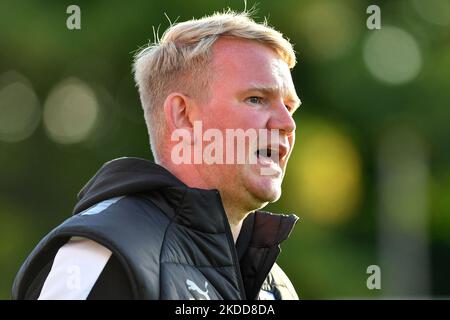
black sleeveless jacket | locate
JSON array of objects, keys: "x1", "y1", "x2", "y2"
[{"x1": 12, "y1": 157, "x2": 299, "y2": 300}]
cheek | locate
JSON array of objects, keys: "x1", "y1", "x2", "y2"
[
  {"x1": 202, "y1": 99, "x2": 235, "y2": 129},
  {"x1": 228, "y1": 108, "x2": 269, "y2": 130},
  {"x1": 203, "y1": 98, "x2": 268, "y2": 131}
]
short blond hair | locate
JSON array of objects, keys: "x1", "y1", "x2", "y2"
[{"x1": 133, "y1": 10, "x2": 296, "y2": 163}]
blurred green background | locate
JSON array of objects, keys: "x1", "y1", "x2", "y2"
[{"x1": 1, "y1": 0, "x2": 449, "y2": 299}]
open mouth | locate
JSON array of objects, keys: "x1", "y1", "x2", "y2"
[
  {"x1": 255, "y1": 146, "x2": 281, "y2": 166},
  {"x1": 255, "y1": 147, "x2": 273, "y2": 160},
  {"x1": 254, "y1": 145, "x2": 284, "y2": 176},
  {"x1": 255, "y1": 144, "x2": 287, "y2": 162}
]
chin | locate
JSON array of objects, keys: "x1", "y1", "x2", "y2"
[{"x1": 247, "y1": 177, "x2": 282, "y2": 207}]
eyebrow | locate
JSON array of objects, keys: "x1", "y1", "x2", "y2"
[{"x1": 243, "y1": 83, "x2": 302, "y2": 111}]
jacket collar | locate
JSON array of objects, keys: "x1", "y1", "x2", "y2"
[
  {"x1": 156, "y1": 184, "x2": 298, "y2": 250},
  {"x1": 155, "y1": 183, "x2": 299, "y2": 300}
]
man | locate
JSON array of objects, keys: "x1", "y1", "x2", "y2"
[{"x1": 12, "y1": 10, "x2": 301, "y2": 300}]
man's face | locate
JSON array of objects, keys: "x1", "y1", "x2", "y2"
[{"x1": 197, "y1": 38, "x2": 300, "y2": 212}]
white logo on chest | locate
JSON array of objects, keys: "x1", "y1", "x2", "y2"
[{"x1": 186, "y1": 279, "x2": 211, "y2": 300}]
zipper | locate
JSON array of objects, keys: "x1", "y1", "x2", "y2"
[{"x1": 215, "y1": 191, "x2": 247, "y2": 300}]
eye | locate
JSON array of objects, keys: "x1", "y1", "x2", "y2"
[
  {"x1": 247, "y1": 96, "x2": 264, "y2": 105},
  {"x1": 285, "y1": 104, "x2": 293, "y2": 112}
]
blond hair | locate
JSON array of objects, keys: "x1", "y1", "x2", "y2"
[{"x1": 133, "y1": 10, "x2": 296, "y2": 163}]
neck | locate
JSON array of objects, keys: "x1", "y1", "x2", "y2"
[
  {"x1": 229, "y1": 219, "x2": 243, "y2": 243},
  {"x1": 220, "y1": 195, "x2": 250, "y2": 243}
]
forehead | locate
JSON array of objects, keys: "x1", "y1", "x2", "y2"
[{"x1": 210, "y1": 38, "x2": 294, "y2": 90}]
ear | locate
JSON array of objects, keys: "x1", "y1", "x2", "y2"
[{"x1": 163, "y1": 93, "x2": 195, "y2": 131}]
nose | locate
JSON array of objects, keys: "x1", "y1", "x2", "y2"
[{"x1": 267, "y1": 99, "x2": 296, "y2": 135}]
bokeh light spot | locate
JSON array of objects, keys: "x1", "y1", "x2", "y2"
[
  {"x1": 363, "y1": 26, "x2": 422, "y2": 85},
  {"x1": 298, "y1": 0, "x2": 360, "y2": 61},
  {"x1": 43, "y1": 78, "x2": 99, "y2": 144},
  {"x1": 0, "y1": 74, "x2": 40, "y2": 143},
  {"x1": 287, "y1": 120, "x2": 362, "y2": 225}
]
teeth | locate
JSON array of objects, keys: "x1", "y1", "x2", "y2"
[
  {"x1": 255, "y1": 148, "x2": 272, "y2": 158},
  {"x1": 256, "y1": 149, "x2": 271, "y2": 158}
]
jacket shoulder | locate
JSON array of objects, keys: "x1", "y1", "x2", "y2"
[{"x1": 12, "y1": 194, "x2": 170, "y2": 300}]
